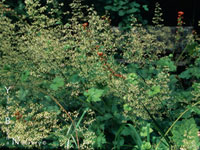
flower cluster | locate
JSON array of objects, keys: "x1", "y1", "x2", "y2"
[
  {"x1": 152, "y1": 2, "x2": 164, "y2": 26},
  {"x1": 176, "y1": 11, "x2": 185, "y2": 38},
  {"x1": 82, "y1": 22, "x2": 89, "y2": 30},
  {"x1": 177, "y1": 11, "x2": 184, "y2": 26}
]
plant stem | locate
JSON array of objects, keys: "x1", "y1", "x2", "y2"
[{"x1": 175, "y1": 46, "x2": 187, "y2": 66}]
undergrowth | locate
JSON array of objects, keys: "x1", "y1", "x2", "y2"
[{"x1": 0, "y1": 0, "x2": 200, "y2": 149}]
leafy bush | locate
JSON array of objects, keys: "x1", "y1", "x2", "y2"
[
  {"x1": 0, "y1": 0, "x2": 200, "y2": 149},
  {"x1": 103, "y1": 0, "x2": 149, "y2": 30}
]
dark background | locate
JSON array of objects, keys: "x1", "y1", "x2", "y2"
[
  {"x1": 2, "y1": 0, "x2": 200, "y2": 33},
  {"x1": 146, "y1": 0, "x2": 200, "y2": 27}
]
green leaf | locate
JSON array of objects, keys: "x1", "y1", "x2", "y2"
[
  {"x1": 126, "y1": 73, "x2": 139, "y2": 85},
  {"x1": 169, "y1": 54, "x2": 173, "y2": 58},
  {"x1": 0, "y1": 137, "x2": 7, "y2": 145},
  {"x1": 157, "y1": 57, "x2": 176, "y2": 71},
  {"x1": 123, "y1": 104, "x2": 132, "y2": 111},
  {"x1": 20, "y1": 70, "x2": 30, "y2": 82},
  {"x1": 65, "y1": 23, "x2": 71, "y2": 28},
  {"x1": 138, "y1": 68, "x2": 150, "y2": 79},
  {"x1": 142, "y1": 5, "x2": 149, "y2": 11},
  {"x1": 127, "y1": 124, "x2": 142, "y2": 149},
  {"x1": 172, "y1": 118, "x2": 199, "y2": 149},
  {"x1": 55, "y1": 21, "x2": 62, "y2": 25},
  {"x1": 18, "y1": 88, "x2": 29, "y2": 101},
  {"x1": 105, "y1": 5, "x2": 120, "y2": 11},
  {"x1": 112, "y1": 6, "x2": 120, "y2": 11},
  {"x1": 119, "y1": 0, "x2": 128, "y2": 6},
  {"x1": 192, "y1": 82, "x2": 200, "y2": 92},
  {"x1": 50, "y1": 84, "x2": 58, "y2": 91},
  {"x1": 84, "y1": 87, "x2": 104, "y2": 102},
  {"x1": 122, "y1": 6, "x2": 128, "y2": 9},
  {"x1": 141, "y1": 142, "x2": 151, "y2": 150},
  {"x1": 147, "y1": 85, "x2": 160, "y2": 97},
  {"x1": 96, "y1": 133, "x2": 106, "y2": 148},
  {"x1": 119, "y1": 10, "x2": 126, "y2": 16},
  {"x1": 129, "y1": 2, "x2": 140, "y2": 8},
  {"x1": 169, "y1": 75, "x2": 178, "y2": 90},
  {"x1": 126, "y1": 8, "x2": 138, "y2": 14},
  {"x1": 179, "y1": 67, "x2": 200, "y2": 79},
  {"x1": 54, "y1": 77, "x2": 64, "y2": 86},
  {"x1": 3, "y1": 64, "x2": 11, "y2": 71},
  {"x1": 153, "y1": 85, "x2": 160, "y2": 93},
  {"x1": 191, "y1": 67, "x2": 200, "y2": 78},
  {"x1": 76, "y1": 107, "x2": 89, "y2": 128},
  {"x1": 119, "y1": 137, "x2": 124, "y2": 146},
  {"x1": 50, "y1": 76, "x2": 64, "y2": 91},
  {"x1": 103, "y1": 113, "x2": 113, "y2": 120},
  {"x1": 69, "y1": 73, "x2": 82, "y2": 83},
  {"x1": 189, "y1": 106, "x2": 200, "y2": 115},
  {"x1": 104, "y1": 5, "x2": 113, "y2": 10},
  {"x1": 121, "y1": 127, "x2": 131, "y2": 136},
  {"x1": 140, "y1": 126, "x2": 153, "y2": 137},
  {"x1": 63, "y1": 44, "x2": 71, "y2": 50},
  {"x1": 179, "y1": 69, "x2": 191, "y2": 79}
]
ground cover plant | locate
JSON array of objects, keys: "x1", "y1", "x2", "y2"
[{"x1": 0, "y1": 0, "x2": 200, "y2": 149}]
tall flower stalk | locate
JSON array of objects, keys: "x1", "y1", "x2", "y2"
[
  {"x1": 174, "y1": 11, "x2": 185, "y2": 56},
  {"x1": 152, "y1": 2, "x2": 164, "y2": 27}
]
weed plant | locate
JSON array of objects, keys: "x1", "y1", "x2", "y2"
[{"x1": 0, "y1": 0, "x2": 200, "y2": 149}]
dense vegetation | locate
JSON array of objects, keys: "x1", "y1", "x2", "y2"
[{"x1": 0, "y1": 0, "x2": 200, "y2": 149}]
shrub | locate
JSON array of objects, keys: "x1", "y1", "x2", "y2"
[{"x1": 0, "y1": 0, "x2": 200, "y2": 149}]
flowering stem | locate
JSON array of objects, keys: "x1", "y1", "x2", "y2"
[{"x1": 95, "y1": 46, "x2": 126, "y2": 80}]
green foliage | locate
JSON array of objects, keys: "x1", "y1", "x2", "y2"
[
  {"x1": 95, "y1": 132, "x2": 106, "y2": 148},
  {"x1": 178, "y1": 54, "x2": 200, "y2": 80},
  {"x1": 179, "y1": 66, "x2": 200, "y2": 79},
  {"x1": 125, "y1": 73, "x2": 139, "y2": 85},
  {"x1": 103, "y1": 0, "x2": 149, "y2": 30},
  {"x1": 140, "y1": 124, "x2": 153, "y2": 138},
  {"x1": 0, "y1": 0, "x2": 200, "y2": 149},
  {"x1": 83, "y1": 88, "x2": 104, "y2": 102},
  {"x1": 172, "y1": 118, "x2": 199, "y2": 150},
  {"x1": 17, "y1": 87, "x2": 29, "y2": 101},
  {"x1": 147, "y1": 85, "x2": 161, "y2": 97},
  {"x1": 186, "y1": 42, "x2": 200, "y2": 57},
  {"x1": 50, "y1": 76, "x2": 65, "y2": 91},
  {"x1": 113, "y1": 123, "x2": 142, "y2": 150},
  {"x1": 20, "y1": 70, "x2": 30, "y2": 82},
  {"x1": 156, "y1": 56, "x2": 176, "y2": 72}
]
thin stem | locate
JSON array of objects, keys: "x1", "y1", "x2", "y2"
[{"x1": 175, "y1": 46, "x2": 187, "y2": 66}]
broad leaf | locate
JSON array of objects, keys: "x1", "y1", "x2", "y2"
[
  {"x1": 142, "y1": 5, "x2": 149, "y2": 11},
  {"x1": 84, "y1": 88, "x2": 104, "y2": 102},
  {"x1": 157, "y1": 57, "x2": 176, "y2": 72},
  {"x1": 118, "y1": 10, "x2": 125, "y2": 16},
  {"x1": 50, "y1": 76, "x2": 64, "y2": 91},
  {"x1": 147, "y1": 85, "x2": 160, "y2": 97},
  {"x1": 172, "y1": 118, "x2": 199, "y2": 149}
]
